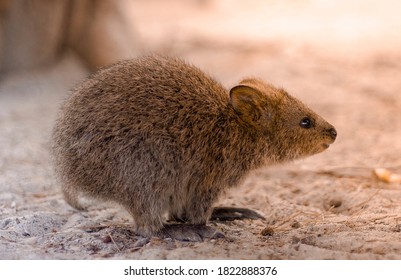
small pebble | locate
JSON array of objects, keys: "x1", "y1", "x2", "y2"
[
  {"x1": 102, "y1": 235, "x2": 112, "y2": 243},
  {"x1": 291, "y1": 221, "x2": 301, "y2": 228},
  {"x1": 260, "y1": 226, "x2": 274, "y2": 236},
  {"x1": 329, "y1": 199, "x2": 342, "y2": 208}
]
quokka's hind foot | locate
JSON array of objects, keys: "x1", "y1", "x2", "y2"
[{"x1": 211, "y1": 206, "x2": 265, "y2": 221}]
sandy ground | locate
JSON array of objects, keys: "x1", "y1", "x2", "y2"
[{"x1": 1, "y1": 0, "x2": 401, "y2": 259}]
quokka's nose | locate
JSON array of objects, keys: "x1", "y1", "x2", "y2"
[{"x1": 327, "y1": 127, "x2": 337, "y2": 140}]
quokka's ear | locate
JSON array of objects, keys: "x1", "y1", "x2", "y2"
[{"x1": 230, "y1": 84, "x2": 264, "y2": 124}]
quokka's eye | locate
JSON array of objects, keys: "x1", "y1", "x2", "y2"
[{"x1": 300, "y1": 117, "x2": 313, "y2": 129}]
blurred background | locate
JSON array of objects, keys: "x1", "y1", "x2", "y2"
[{"x1": 1, "y1": 0, "x2": 401, "y2": 74}]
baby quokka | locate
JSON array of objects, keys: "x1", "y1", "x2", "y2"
[{"x1": 52, "y1": 55, "x2": 336, "y2": 241}]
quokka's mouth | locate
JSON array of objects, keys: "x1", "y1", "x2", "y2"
[
  {"x1": 322, "y1": 143, "x2": 330, "y2": 149},
  {"x1": 313, "y1": 143, "x2": 331, "y2": 155}
]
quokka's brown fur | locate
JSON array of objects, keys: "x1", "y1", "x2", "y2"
[{"x1": 52, "y1": 55, "x2": 336, "y2": 237}]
